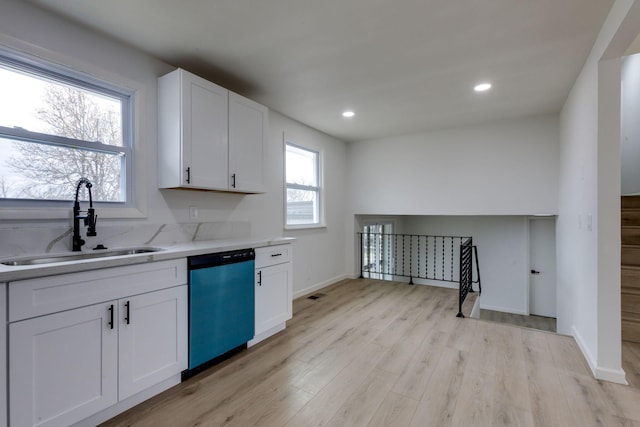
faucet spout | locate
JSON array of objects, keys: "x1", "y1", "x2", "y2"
[{"x1": 72, "y1": 178, "x2": 97, "y2": 251}]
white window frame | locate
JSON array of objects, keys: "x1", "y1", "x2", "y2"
[
  {"x1": 284, "y1": 140, "x2": 325, "y2": 229},
  {"x1": 0, "y1": 46, "x2": 146, "y2": 220}
]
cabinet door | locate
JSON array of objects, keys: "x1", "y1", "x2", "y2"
[
  {"x1": 10, "y1": 303, "x2": 118, "y2": 427},
  {"x1": 229, "y1": 91, "x2": 267, "y2": 193},
  {"x1": 0, "y1": 284, "x2": 6, "y2": 427},
  {"x1": 255, "y1": 263, "x2": 292, "y2": 336},
  {"x1": 118, "y1": 286, "x2": 188, "y2": 400},
  {"x1": 182, "y1": 71, "x2": 229, "y2": 190}
]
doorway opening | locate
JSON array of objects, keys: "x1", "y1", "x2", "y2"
[{"x1": 477, "y1": 217, "x2": 557, "y2": 333}]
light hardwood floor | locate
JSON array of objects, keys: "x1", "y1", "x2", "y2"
[
  {"x1": 479, "y1": 309, "x2": 556, "y2": 333},
  {"x1": 101, "y1": 279, "x2": 640, "y2": 427},
  {"x1": 623, "y1": 340, "x2": 640, "y2": 389}
]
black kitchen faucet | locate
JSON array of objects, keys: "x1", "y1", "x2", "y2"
[{"x1": 72, "y1": 177, "x2": 97, "y2": 251}]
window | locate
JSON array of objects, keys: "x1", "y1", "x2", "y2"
[
  {"x1": 363, "y1": 222, "x2": 394, "y2": 280},
  {"x1": 285, "y1": 142, "x2": 322, "y2": 227},
  {"x1": 0, "y1": 50, "x2": 132, "y2": 205}
]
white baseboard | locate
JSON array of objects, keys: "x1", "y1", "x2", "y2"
[
  {"x1": 470, "y1": 297, "x2": 481, "y2": 319},
  {"x1": 595, "y1": 366, "x2": 628, "y2": 384},
  {"x1": 572, "y1": 325, "x2": 627, "y2": 385},
  {"x1": 293, "y1": 273, "x2": 351, "y2": 299},
  {"x1": 363, "y1": 276, "x2": 459, "y2": 290},
  {"x1": 411, "y1": 277, "x2": 458, "y2": 289}
]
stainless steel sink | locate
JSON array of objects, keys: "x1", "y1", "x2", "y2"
[{"x1": 0, "y1": 247, "x2": 163, "y2": 266}]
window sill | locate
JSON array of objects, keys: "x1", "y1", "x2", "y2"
[{"x1": 285, "y1": 223, "x2": 327, "y2": 231}]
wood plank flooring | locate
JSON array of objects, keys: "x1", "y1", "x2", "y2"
[
  {"x1": 101, "y1": 278, "x2": 640, "y2": 427},
  {"x1": 479, "y1": 309, "x2": 556, "y2": 333},
  {"x1": 623, "y1": 340, "x2": 640, "y2": 389}
]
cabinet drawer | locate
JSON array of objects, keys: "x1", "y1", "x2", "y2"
[
  {"x1": 9, "y1": 259, "x2": 187, "y2": 322},
  {"x1": 255, "y1": 244, "x2": 291, "y2": 268}
]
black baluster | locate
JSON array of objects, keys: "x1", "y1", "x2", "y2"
[
  {"x1": 426, "y1": 235, "x2": 429, "y2": 280},
  {"x1": 442, "y1": 236, "x2": 445, "y2": 281},
  {"x1": 408, "y1": 234, "x2": 413, "y2": 284},
  {"x1": 401, "y1": 234, "x2": 405, "y2": 278},
  {"x1": 450, "y1": 237, "x2": 454, "y2": 281}
]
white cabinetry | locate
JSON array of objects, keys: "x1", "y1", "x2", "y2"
[
  {"x1": 10, "y1": 302, "x2": 118, "y2": 427},
  {"x1": 250, "y1": 244, "x2": 292, "y2": 346},
  {"x1": 8, "y1": 260, "x2": 187, "y2": 427},
  {"x1": 0, "y1": 283, "x2": 6, "y2": 427},
  {"x1": 118, "y1": 286, "x2": 187, "y2": 400},
  {"x1": 158, "y1": 68, "x2": 267, "y2": 193},
  {"x1": 228, "y1": 92, "x2": 266, "y2": 193}
]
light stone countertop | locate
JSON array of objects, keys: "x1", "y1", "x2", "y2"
[{"x1": 0, "y1": 237, "x2": 295, "y2": 282}]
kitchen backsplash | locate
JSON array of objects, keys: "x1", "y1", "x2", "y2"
[{"x1": 0, "y1": 221, "x2": 252, "y2": 258}]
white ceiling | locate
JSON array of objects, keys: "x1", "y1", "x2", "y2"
[{"x1": 28, "y1": 0, "x2": 614, "y2": 142}]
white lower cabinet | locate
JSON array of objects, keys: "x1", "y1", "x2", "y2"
[
  {"x1": 118, "y1": 286, "x2": 187, "y2": 400},
  {"x1": 255, "y1": 262, "x2": 292, "y2": 335},
  {"x1": 251, "y1": 244, "x2": 292, "y2": 345},
  {"x1": 0, "y1": 283, "x2": 6, "y2": 427},
  {"x1": 7, "y1": 259, "x2": 188, "y2": 427},
  {"x1": 10, "y1": 302, "x2": 119, "y2": 427}
]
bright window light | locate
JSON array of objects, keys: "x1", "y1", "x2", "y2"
[
  {"x1": 285, "y1": 143, "x2": 321, "y2": 227},
  {"x1": 0, "y1": 51, "x2": 132, "y2": 204},
  {"x1": 474, "y1": 83, "x2": 492, "y2": 92}
]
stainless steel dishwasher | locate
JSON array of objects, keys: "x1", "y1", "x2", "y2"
[{"x1": 183, "y1": 248, "x2": 255, "y2": 379}]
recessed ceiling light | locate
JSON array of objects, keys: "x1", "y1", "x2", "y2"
[
  {"x1": 342, "y1": 110, "x2": 355, "y2": 118},
  {"x1": 474, "y1": 83, "x2": 492, "y2": 92}
]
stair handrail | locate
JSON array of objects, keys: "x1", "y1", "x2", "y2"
[{"x1": 473, "y1": 245, "x2": 482, "y2": 294}]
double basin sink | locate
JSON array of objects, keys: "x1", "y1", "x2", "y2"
[{"x1": 0, "y1": 247, "x2": 162, "y2": 266}]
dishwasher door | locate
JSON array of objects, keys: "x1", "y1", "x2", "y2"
[{"x1": 188, "y1": 249, "x2": 255, "y2": 370}]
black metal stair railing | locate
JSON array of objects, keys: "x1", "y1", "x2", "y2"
[
  {"x1": 458, "y1": 238, "x2": 473, "y2": 318},
  {"x1": 358, "y1": 232, "x2": 481, "y2": 317}
]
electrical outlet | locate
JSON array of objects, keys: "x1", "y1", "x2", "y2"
[{"x1": 189, "y1": 206, "x2": 198, "y2": 220}]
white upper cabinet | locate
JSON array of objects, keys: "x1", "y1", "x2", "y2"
[
  {"x1": 229, "y1": 92, "x2": 267, "y2": 193},
  {"x1": 158, "y1": 68, "x2": 267, "y2": 193},
  {"x1": 183, "y1": 73, "x2": 229, "y2": 190}
]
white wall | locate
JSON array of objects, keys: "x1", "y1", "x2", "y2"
[
  {"x1": 558, "y1": 0, "x2": 639, "y2": 384},
  {"x1": 278, "y1": 115, "x2": 349, "y2": 297},
  {"x1": 621, "y1": 53, "x2": 640, "y2": 194},
  {"x1": 346, "y1": 115, "x2": 560, "y2": 216},
  {"x1": 0, "y1": 0, "x2": 349, "y2": 297},
  {"x1": 344, "y1": 114, "x2": 560, "y2": 283}
]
